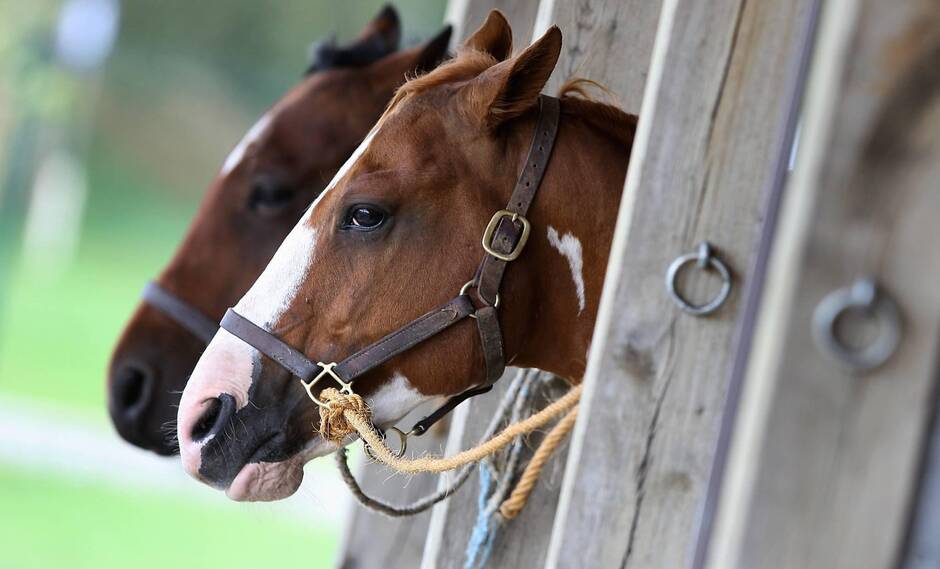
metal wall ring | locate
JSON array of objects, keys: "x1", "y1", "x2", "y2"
[
  {"x1": 812, "y1": 278, "x2": 901, "y2": 372},
  {"x1": 665, "y1": 241, "x2": 732, "y2": 316}
]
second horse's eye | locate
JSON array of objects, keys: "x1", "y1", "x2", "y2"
[{"x1": 346, "y1": 206, "x2": 385, "y2": 230}]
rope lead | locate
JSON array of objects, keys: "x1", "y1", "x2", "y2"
[{"x1": 319, "y1": 383, "x2": 581, "y2": 474}]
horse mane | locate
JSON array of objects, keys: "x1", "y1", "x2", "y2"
[
  {"x1": 306, "y1": 34, "x2": 398, "y2": 74},
  {"x1": 388, "y1": 48, "x2": 638, "y2": 146},
  {"x1": 556, "y1": 78, "x2": 638, "y2": 147}
]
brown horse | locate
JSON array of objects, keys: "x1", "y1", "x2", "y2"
[
  {"x1": 177, "y1": 11, "x2": 636, "y2": 501},
  {"x1": 108, "y1": 5, "x2": 451, "y2": 455}
]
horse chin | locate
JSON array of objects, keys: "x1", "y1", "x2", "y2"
[
  {"x1": 224, "y1": 436, "x2": 341, "y2": 502},
  {"x1": 226, "y1": 460, "x2": 304, "y2": 502}
]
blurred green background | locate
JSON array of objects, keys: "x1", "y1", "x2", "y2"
[{"x1": 0, "y1": 1, "x2": 444, "y2": 567}]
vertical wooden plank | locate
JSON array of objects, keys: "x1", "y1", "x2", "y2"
[
  {"x1": 420, "y1": 2, "x2": 662, "y2": 568},
  {"x1": 706, "y1": 0, "x2": 940, "y2": 567},
  {"x1": 444, "y1": 0, "x2": 539, "y2": 52},
  {"x1": 543, "y1": 0, "x2": 815, "y2": 567},
  {"x1": 535, "y1": 0, "x2": 663, "y2": 114}
]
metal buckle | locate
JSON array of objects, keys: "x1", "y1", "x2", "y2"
[
  {"x1": 301, "y1": 362, "x2": 353, "y2": 409},
  {"x1": 482, "y1": 210, "x2": 530, "y2": 262}
]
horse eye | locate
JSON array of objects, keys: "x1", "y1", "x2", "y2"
[
  {"x1": 345, "y1": 206, "x2": 385, "y2": 230},
  {"x1": 248, "y1": 178, "x2": 293, "y2": 214}
]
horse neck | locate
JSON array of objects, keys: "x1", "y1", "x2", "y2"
[{"x1": 505, "y1": 103, "x2": 632, "y2": 382}]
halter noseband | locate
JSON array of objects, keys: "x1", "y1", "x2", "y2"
[
  {"x1": 214, "y1": 95, "x2": 560, "y2": 450},
  {"x1": 141, "y1": 281, "x2": 219, "y2": 344}
]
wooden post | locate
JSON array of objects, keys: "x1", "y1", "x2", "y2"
[
  {"x1": 419, "y1": 2, "x2": 663, "y2": 568},
  {"x1": 535, "y1": 0, "x2": 663, "y2": 113},
  {"x1": 704, "y1": 0, "x2": 940, "y2": 567},
  {"x1": 543, "y1": 0, "x2": 816, "y2": 567}
]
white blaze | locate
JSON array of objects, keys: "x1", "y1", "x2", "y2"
[
  {"x1": 220, "y1": 112, "x2": 272, "y2": 175},
  {"x1": 547, "y1": 226, "x2": 586, "y2": 315},
  {"x1": 233, "y1": 125, "x2": 380, "y2": 330}
]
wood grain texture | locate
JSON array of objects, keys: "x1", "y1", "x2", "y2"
[
  {"x1": 444, "y1": 0, "x2": 539, "y2": 49},
  {"x1": 706, "y1": 0, "x2": 940, "y2": 567},
  {"x1": 537, "y1": 0, "x2": 663, "y2": 114},
  {"x1": 543, "y1": 0, "x2": 815, "y2": 567}
]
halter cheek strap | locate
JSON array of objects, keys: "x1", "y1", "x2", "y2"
[
  {"x1": 219, "y1": 95, "x2": 562, "y2": 440},
  {"x1": 141, "y1": 281, "x2": 219, "y2": 344}
]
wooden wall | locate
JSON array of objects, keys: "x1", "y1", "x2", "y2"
[{"x1": 704, "y1": 0, "x2": 940, "y2": 567}]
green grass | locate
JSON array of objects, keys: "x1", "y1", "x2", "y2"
[{"x1": 0, "y1": 465, "x2": 337, "y2": 569}]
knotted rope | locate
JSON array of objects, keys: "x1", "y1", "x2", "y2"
[
  {"x1": 319, "y1": 382, "x2": 582, "y2": 474},
  {"x1": 333, "y1": 369, "x2": 537, "y2": 517}
]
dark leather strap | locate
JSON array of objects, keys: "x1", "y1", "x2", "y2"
[
  {"x1": 476, "y1": 96, "x2": 560, "y2": 304},
  {"x1": 221, "y1": 295, "x2": 475, "y2": 384},
  {"x1": 142, "y1": 281, "x2": 219, "y2": 344},
  {"x1": 335, "y1": 295, "x2": 476, "y2": 380},
  {"x1": 474, "y1": 95, "x2": 561, "y2": 381},
  {"x1": 221, "y1": 309, "x2": 321, "y2": 380},
  {"x1": 408, "y1": 384, "x2": 493, "y2": 436}
]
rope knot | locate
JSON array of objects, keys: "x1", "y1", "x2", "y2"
[{"x1": 318, "y1": 387, "x2": 372, "y2": 444}]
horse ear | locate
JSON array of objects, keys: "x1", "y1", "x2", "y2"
[
  {"x1": 411, "y1": 25, "x2": 453, "y2": 75},
  {"x1": 462, "y1": 10, "x2": 512, "y2": 61},
  {"x1": 356, "y1": 4, "x2": 401, "y2": 53},
  {"x1": 470, "y1": 25, "x2": 562, "y2": 129}
]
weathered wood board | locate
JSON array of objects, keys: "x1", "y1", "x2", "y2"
[
  {"x1": 536, "y1": 0, "x2": 662, "y2": 112},
  {"x1": 543, "y1": 0, "x2": 816, "y2": 567},
  {"x1": 704, "y1": 1, "x2": 940, "y2": 567},
  {"x1": 444, "y1": 0, "x2": 539, "y2": 52}
]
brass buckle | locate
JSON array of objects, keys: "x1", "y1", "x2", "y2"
[
  {"x1": 482, "y1": 210, "x2": 530, "y2": 262},
  {"x1": 301, "y1": 362, "x2": 353, "y2": 409}
]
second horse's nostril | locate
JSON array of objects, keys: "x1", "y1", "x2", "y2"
[
  {"x1": 113, "y1": 364, "x2": 154, "y2": 418},
  {"x1": 191, "y1": 394, "x2": 236, "y2": 443}
]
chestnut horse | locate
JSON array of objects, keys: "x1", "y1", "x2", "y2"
[
  {"x1": 177, "y1": 11, "x2": 637, "y2": 501},
  {"x1": 108, "y1": 5, "x2": 451, "y2": 455}
]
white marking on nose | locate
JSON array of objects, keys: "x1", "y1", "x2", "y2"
[
  {"x1": 220, "y1": 112, "x2": 272, "y2": 176},
  {"x1": 547, "y1": 226, "x2": 586, "y2": 315}
]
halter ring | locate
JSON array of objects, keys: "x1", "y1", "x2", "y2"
[
  {"x1": 301, "y1": 362, "x2": 353, "y2": 409},
  {"x1": 460, "y1": 280, "x2": 500, "y2": 320},
  {"x1": 364, "y1": 426, "x2": 411, "y2": 460}
]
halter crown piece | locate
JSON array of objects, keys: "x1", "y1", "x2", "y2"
[{"x1": 217, "y1": 95, "x2": 562, "y2": 453}]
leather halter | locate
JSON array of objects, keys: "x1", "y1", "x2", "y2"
[
  {"x1": 141, "y1": 282, "x2": 219, "y2": 344},
  {"x1": 220, "y1": 95, "x2": 561, "y2": 440}
]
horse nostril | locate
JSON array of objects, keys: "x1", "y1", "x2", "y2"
[
  {"x1": 111, "y1": 363, "x2": 154, "y2": 419},
  {"x1": 191, "y1": 394, "x2": 236, "y2": 443}
]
